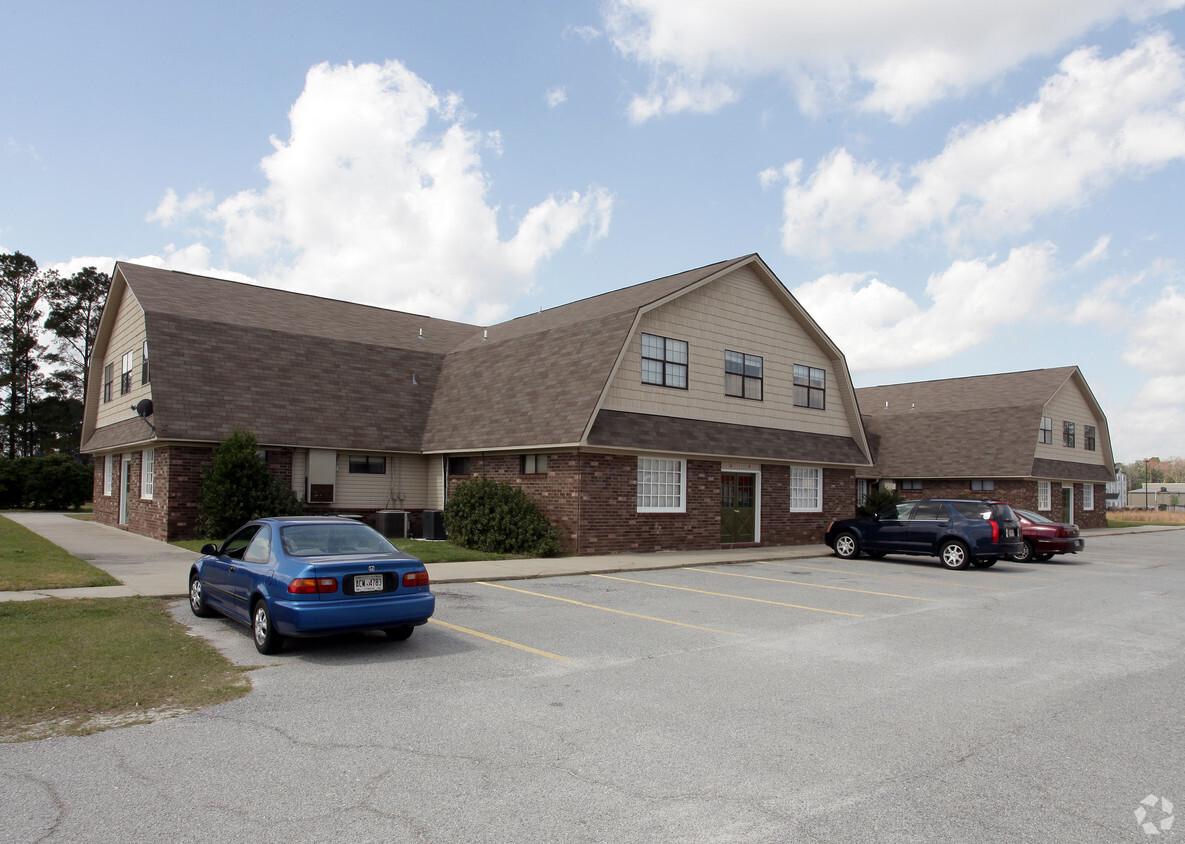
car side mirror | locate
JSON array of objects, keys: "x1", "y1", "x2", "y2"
[{"x1": 200, "y1": 543, "x2": 219, "y2": 555}]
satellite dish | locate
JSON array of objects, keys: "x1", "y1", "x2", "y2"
[{"x1": 134, "y1": 399, "x2": 154, "y2": 418}]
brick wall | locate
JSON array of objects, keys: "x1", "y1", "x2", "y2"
[
  {"x1": 896, "y1": 479, "x2": 1106, "y2": 528},
  {"x1": 760, "y1": 466, "x2": 855, "y2": 546}
]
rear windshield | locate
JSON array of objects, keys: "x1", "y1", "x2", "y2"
[
  {"x1": 279, "y1": 523, "x2": 396, "y2": 556},
  {"x1": 950, "y1": 501, "x2": 1015, "y2": 521},
  {"x1": 1019, "y1": 509, "x2": 1054, "y2": 524}
]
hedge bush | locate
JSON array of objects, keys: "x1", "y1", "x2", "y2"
[
  {"x1": 858, "y1": 486, "x2": 903, "y2": 517},
  {"x1": 0, "y1": 455, "x2": 92, "y2": 510},
  {"x1": 197, "y1": 429, "x2": 303, "y2": 538},
  {"x1": 443, "y1": 476, "x2": 563, "y2": 557}
]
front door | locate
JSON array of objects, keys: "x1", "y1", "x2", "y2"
[
  {"x1": 118, "y1": 455, "x2": 131, "y2": 525},
  {"x1": 721, "y1": 473, "x2": 756, "y2": 543}
]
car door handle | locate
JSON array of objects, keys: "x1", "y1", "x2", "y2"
[{"x1": 228, "y1": 565, "x2": 236, "y2": 573}]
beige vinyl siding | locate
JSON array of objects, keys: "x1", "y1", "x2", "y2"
[
  {"x1": 604, "y1": 265, "x2": 855, "y2": 439},
  {"x1": 1037, "y1": 381, "x2": 1107, "y2": 466},
  {"x1": 95, "y1": 292, "x2": 151, "y2": 429},
  {"x1": 298, "y1": 452, "x2": 437, "y2": 509}
]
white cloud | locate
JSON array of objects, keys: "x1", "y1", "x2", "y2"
[
  {"x1": 1123, "y1": 285, "x2": 1185, "y2": 372},
  {"x1": 1073, "y1": 235, "x2": 1111, "y2": 271},
  {"x1": 605, "y1": 0, "x2": 1184, "y2": 121},
  {"x1": 151, "y1": 60, "x2": 613, "y2": 322},
  {"x1": 545, "y1": 86, "x2": 568, "y2": 108},
  {"x1": 765, "y1": 34, "x2": 1185, "y2": 258},
  {"x1": 792, "y1": 242, "x2": 1057, "y2": 370},
  {"x1": 146, "y1": 188, "x2": 214, "y2": 226}
]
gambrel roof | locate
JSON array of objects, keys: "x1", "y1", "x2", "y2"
[
  {"x1": 82, "y1": 256, "x2": 872, "y2": 467},
  {"x1": 857, "y1": 367, "x2": 1114, "y2": 482}
]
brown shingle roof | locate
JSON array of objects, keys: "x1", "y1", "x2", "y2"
[{"x1": 857, "y1": 367, "x2": 1108, "y2": 480}]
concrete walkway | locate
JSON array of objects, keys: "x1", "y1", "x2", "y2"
[{"x1": 2, "y1": 511, "x2": 1180, "y2": 602}]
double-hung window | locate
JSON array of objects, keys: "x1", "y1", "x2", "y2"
[
  {"x1": 348, "y1": 456, "x2": 386, "y2": 474},
  {"x1": 1084, "y1": 425, "x2": 1096, "y2": 451},
  {"x1": 141, "y1": 449, "x2": 154, "y2": 499},
  {"x1": 1063, "y1": 421, "x2": 1076, "y2": 448},
  {"x1": 1083, "y1": 484, "x2": 1094, "y2": 510},
  {"x1": 793, "y1": 365, "x2": 825, "y2": 409},
  {"x1": 120, "y1": 351, "x2": 134, "y2": 395},
  {"x1": 637, "y1": 457, "x2": 685, "y2": 512},
  {"x1": 1038, "y1": 416, "x2": 1053, "y2": 444},
  {"x1": 103, "y1": 363, "x2": 114, "y2": 403},
  {"x1": 141, "y1": 341, "x2": 150, "y2": 385},
  {"x1": 724, "y1": 351, "x2": 763, "y2": 400},
  {"x1": 790, "y1": 466, "x2": 822, "y2": 512},
  {"x1": 104, "y1": 454, "x2": 114, "y2": 496},
  {"x1": 1037, "y1": 481, "x2": 1051, "y2": 511},
  {"x1": 641, "y1": 333, "x2": 688, "y2": 389}
]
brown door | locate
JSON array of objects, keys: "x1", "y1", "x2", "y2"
[{"x1": 721, "y1": 473, "x2": 756, "y2": 543}]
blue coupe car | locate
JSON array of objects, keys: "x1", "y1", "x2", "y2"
[{"x1": 188, "y1": 516, "x2": 435, "y2": 654}]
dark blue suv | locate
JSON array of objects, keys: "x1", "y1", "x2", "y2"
[{"x1": 824, "y1": 499, "x2": 1023, "y2": 569}]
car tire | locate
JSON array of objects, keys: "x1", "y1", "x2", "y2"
[
  {"x1": 1034, "y1": 552, "x2": 1054, "y2": 562},
  {"x1": 384, "y1": 626, "x2": 414, "y2": 641},
  {"x1": 189, "y1": 572, "x2": 216, "y2": 618},
  {"x1": 939, "y1": 540, "x2": 970, "y2": 570},
  {"x1": 833, "y1": 532, "x2": 860, "y2": 559},
  {"x1": 252, "y1": 600, "x2": 284, "y2": 655},
  {"x1": 1012, "y1": 540, "x2": 1035, "y2": 563}
]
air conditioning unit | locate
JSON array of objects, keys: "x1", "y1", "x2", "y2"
[
  {"x1": 376, "y1": 509, "x2": 409, "y2": 539},
  {"x1": 423, "y1": 509, "x2": 445, "y2": 541}
]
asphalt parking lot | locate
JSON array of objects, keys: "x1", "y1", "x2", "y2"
[{"x1": 3, "y1": 531, "x2": 1184, "y2": 843}]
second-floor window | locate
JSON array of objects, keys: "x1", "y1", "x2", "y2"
[
  {"x1": 103, "y1": 363, "x2": 114, "y2": 403},
  {"x1": 793, "y1": 365, "x2": 825, "y2": 409},
  {"x1": 120, "y1": 351, "x2": 134, "y2": 395},
  {"x1": 1084, "y1": 425, "x2": 1096, "y2": 451},
  {"x1": 141, "y1": 341, "x2": 150, "y2": 385},
  {"x1": 1039, "y1": 416, "x2": 1053, "y2": 444},
  {"x1": 641, "y1": 333, "x2": 688, "y2": 389},
  {"x1": 1063, "y1": 421, "x2": 1076, "y2": 448},
  {"x1": 724, "y1": 351, "x2": 763, "y2": 400}
]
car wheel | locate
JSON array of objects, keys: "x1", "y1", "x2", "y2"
[
  {"x1": 189, "y1": 572, "x2": 216, "y2": 618},
  {"x1": 833, "y1": 532, "x2": 860, "y2": 559},
  {"x1": 939, "y1": 540, "x2": 970, "y2": 570},
  {"x1": 252, "y1": 600, "x2": 284, "y2": 655},
  {"x1": 973, "y1": 557, "x2": 997, "y2": 568},
  {"x1": 384, "y1": 626, "x2": 414, "y2": 641},
  {"x1": 1034, "y1": 553, "x2": 1054, "y2": 562},
  {"x1": 1012, "y1": 540, "x2": 1035, "y2": 563}
]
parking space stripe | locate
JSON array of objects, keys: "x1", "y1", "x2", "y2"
[
  {"x1": 685, "y1": 567, "x2": 943, "y2": 601},
  {"x1": 759, "y1": 562, "x2": 1011, "y2": 591},
  {"x1": 591, "y1": 574, "x2": 864, "y2": 617},
  {"x1": 428, "y1": 618, "x2": 569, "y2": 660},
  {"x1": 478, "y1": 581, "x2": 745, "y2": 636}
]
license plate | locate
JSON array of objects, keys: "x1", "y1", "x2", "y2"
[{"x1": 354, "y1": 574, "x2": 384, "y2": 593}]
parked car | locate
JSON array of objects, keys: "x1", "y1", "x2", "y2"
[
  {"x1": 825, "y1": 499, "x2": 1024, "y2": 569},
  {"x1": 188, "y1": 516, "x2": 435, "y2": 654},
  {"x1": 1010, "y1": 509, "x2": 1084, "y2": 562}
]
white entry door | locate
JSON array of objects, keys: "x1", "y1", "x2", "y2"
[{"x1": 119, "y1": 455, "x2": 131, "y2": 525}]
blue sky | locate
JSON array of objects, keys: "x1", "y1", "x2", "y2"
[{"x1": 3, "y1": 0, "x2": 1184, "y2": 464}]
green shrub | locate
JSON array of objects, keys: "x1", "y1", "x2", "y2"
[
  {"x1": 443, "y1": 476, "x2": 563, "y2": 557},
  {"x1": 858, "y1": 485, "x2": 902, "y2": 517},
  {"x1": 0, "y1": 455, "x2": 92, "y2": 510},
  {"x1": 197, "y1": 429, "x2": 302, "y2": 539}
]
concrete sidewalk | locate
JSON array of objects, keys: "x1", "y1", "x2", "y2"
[{"x1": 1, "y1": 511, "x2": 1180, "y2": 602}]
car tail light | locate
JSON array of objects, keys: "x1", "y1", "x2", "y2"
[
  {"x1": 402, "y1": 571, "x2": 430, "y2": 588},
  {"x1": 990, "y1": 520, "x2": 1000, "y2": 542},
  {"x1": 1058, "y1": 527, "x2": 1071, "y2": 537},
  {"x1": 288, "y1": 577, "x2": 338, "y2": 594}
]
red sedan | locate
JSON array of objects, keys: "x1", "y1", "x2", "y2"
[{"x1": 1011, "y1": 509, "x2": 1085, "y2": 562}]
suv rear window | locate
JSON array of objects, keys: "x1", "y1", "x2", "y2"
[
  {"x1": 950, "y1": 501, "x2": 993, "y2": 520},
  {"x1": 989, "y1": 503, "x2": 1016, "y2": 521}
]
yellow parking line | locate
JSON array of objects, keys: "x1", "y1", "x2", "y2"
[
  {"x1": 685, "y1": 567, "x2": 942, "y2": 602},
  {"x1": 591, "y1": 574, "x2": 863, "y2": 617},
  {"x1": 759, "y1": 561, "x2": 1010, "y2": 591},
  {"x1": 479, "y1": 581, "x2": 745, "y2": 636},
  {"x1": 428, "y1": 618, "x2": 569, "y2": 661}
]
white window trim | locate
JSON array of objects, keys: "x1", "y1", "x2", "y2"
[
  {"x1": 637, "y1": 456, "x2": 686, "y2": 513},
  {"x1": 1037, "y1": 480, "x2": 1051, "y2": 511},
  {"x1": 790, "y1": 466, "x2": 823, "y2": 512},
  {"x1": 1083, "y1": 484, "x2": 1094, "y2": 510},
  {"x1": 104, "y1": 454, "x2": 114, "y2": 496},
  {"x1": 140, "y1": 449, "x2": 154, "y2": 500}
]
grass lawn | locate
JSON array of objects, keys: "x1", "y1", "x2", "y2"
[
  {"x1": 0, "y1": 515, "x2": 119, "y2": 591},
  {"x1": 0, "y1": 597, "x2": 252, "y2": 742},
  {"x1": 171, "y1": 535, "x2": 529, "y2": 563}
]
